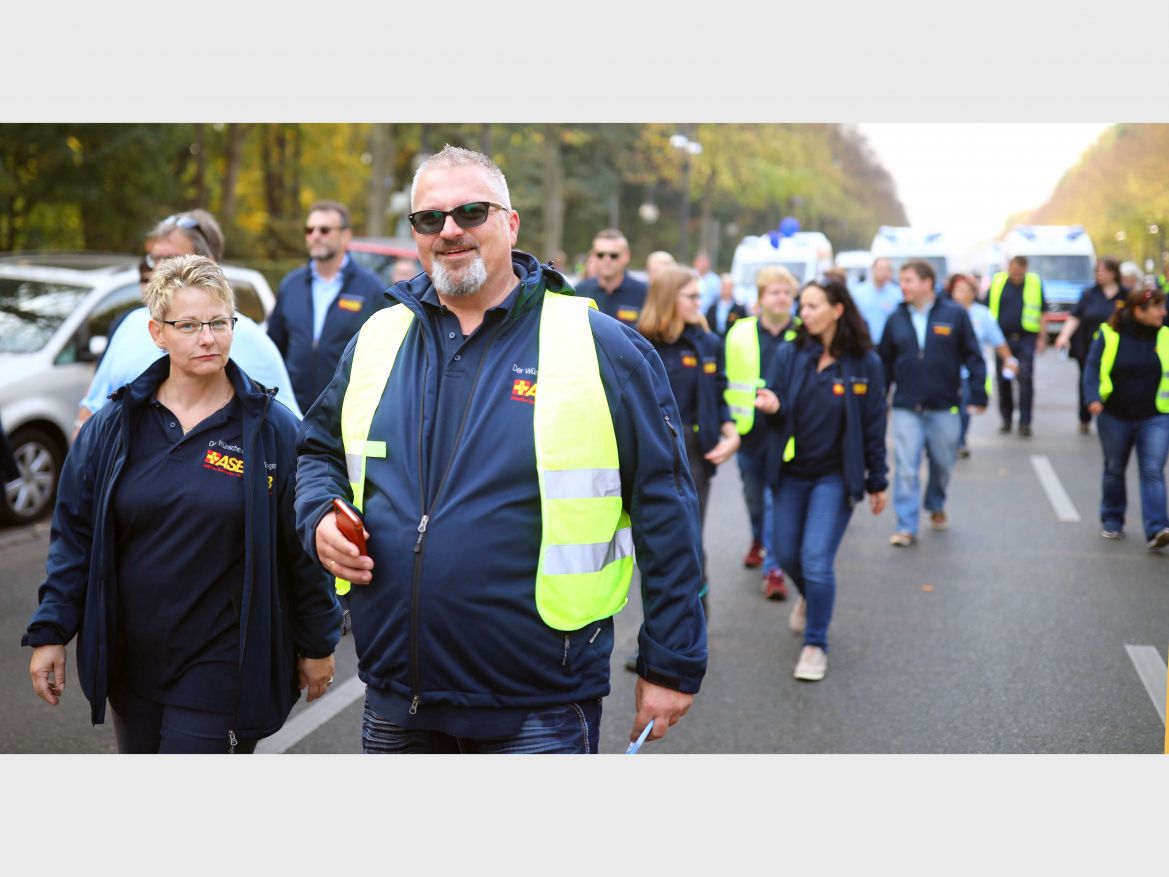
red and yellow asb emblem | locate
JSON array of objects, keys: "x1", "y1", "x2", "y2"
[
  {"x1": 204, "y1": 449, "x2": 244, "y2": 476},
  {"x1": 511, "y1": 378, "x2": 538, "y2": 404},
  {"x1": 703, "y1": 361, "x2": 717, "y2": 375},
  {"x1": 832, "y1": 381, "x2": 846, "y2": 396},
  {"x1": 932, "y1": 324, "x2": 952, "y2": 336},
  {"x1": 616, "y1": 308, "x2": 640, "y2": 323},
  {"x1": 681, "y1": 355, "x2": 698, "y2": 369},
  {"x1": 852, "y1": 382, "x2": 868, "y2": 395},
  {"x1": 336, "y1": 297, "x2": 362, "y2": 313}
]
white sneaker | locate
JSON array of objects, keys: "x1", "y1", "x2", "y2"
[
  {"x1": 789, "y1": 596, "x2": 806, "y2": 635},
  {"x1": 794, "y1": 645, "x2": 827, "y2": 681},
  {"x1": 1148, "y1": 528, "x2": 1169, "y2": 550}
]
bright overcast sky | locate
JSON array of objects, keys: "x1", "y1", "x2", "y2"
[{"x1": 855, "y1": 123, "x2": 1115, "y2": 256}]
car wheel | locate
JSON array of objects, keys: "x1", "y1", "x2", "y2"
[{"x1": 1, "y1": 426, "x2": 63, "y2": 525}]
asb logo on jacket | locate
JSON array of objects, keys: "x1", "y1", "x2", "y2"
[
  {"x1": 511, "y1": 379, "x2": 538, "y2": 404},
  {"x1": 204, "y1": 448, "x2": 274, "y2": 491}
]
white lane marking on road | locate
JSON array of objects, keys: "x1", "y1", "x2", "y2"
[
  {"x1": 255, "y1": 675, "x2": 366, "y2": 754},
  {"x1": 1124, "y1": 644, "x2": 1167, "y2": 725},
  {"x1": 1030, "y1": 455, "x2": 1081, "y2": 522}
]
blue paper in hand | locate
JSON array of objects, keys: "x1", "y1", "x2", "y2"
[{"x1": 625, "y1": 719, "x2": 655, "y2": 755}]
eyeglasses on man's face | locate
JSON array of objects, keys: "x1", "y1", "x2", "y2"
[
  {"x1": 593, "y1": 251, "x2": 624, "y2": 260},
  {"x1": 305, "y1": 225, "x2": 344, "y2": 236},
  {"x1": 160, "y1": 317, "x2": 238, "y2": 335},
  {"x1": 407, "y1": 201, "x2": 509, "y2": 235}
]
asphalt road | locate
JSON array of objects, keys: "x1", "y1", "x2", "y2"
[{"x1": 3, "y1": 352, "x2": 1166, "y2": 754}]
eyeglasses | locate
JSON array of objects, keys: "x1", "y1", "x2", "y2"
[
  {"x1": 593, "y1": 251, "x2": 623, "y2": 260},
  {"x1": 305, "y1": 225, "x2": 344, "y2": 236},
  {"x1": 407, "y1": 201, "x2": 509, "y2": 235},
  {"x1": 160, "y1": 317, "x2": 238, "y2": 335},
  {"x1": 679, "y1": 292, "x2": 702, "y2": 302}
]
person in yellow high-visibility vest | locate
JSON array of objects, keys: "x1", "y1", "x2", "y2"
[
  {"x1": 295, "y1": 146, "x2": 707, "y2": 755},
  {"x1": 989, "y1": 256, "x2": 1049, "y2": 437}
]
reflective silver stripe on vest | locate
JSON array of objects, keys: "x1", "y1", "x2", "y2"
[
  {"x1": 346, "y1": 453, "x2": 364, "y2": 486},
  {"x1": 727, "y1": 381, "x2": 757, "y2": 393},
  {"x1": 729, "y1": 405, "x2": 754, "y2": 418},
  {"x1": 543, "y1": 527, "x2": 634, "y2": 575},
  {"x1": 543, "y1": 468, "x2": 622, "y2": 500}
]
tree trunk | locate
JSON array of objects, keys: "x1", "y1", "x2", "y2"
[
  {"x1": 366, "y1": 123, "x2": 395, "y2": 237},
  {"x1": 219, "y1": 123, "x2": 249, "y2": 224},
  {"x1": 542, "y1": 124, "x2": 564, "y2": 263},
  {"x1": 193, "y1": 123, "x2": 207, "y2": 206},
  {"x1": 480, "y1": 124, "x2": 493, "y2": 157}
]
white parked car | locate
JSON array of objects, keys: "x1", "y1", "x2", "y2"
[{"x1": 0, "y1": 253, "x2": 274, "y2": 525}]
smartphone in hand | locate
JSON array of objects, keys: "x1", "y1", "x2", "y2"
[{"x1": 332, "y1": 498, "x2": 367, "y2": 558}]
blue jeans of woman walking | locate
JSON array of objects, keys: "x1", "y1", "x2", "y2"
[
  {"x1": 1095, "y1": 411, "x2": 1169, "y2": 539},
  {"x1": 772, "y1": 471, "x2": 853, "y2": 651}
]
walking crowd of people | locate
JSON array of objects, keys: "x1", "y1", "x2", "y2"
[{"x1": 18, "y1": 144, "x2": 1169, "y2": 754}]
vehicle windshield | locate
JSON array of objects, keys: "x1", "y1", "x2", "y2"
[
  {"x1": 735, "y1": 260, "x2": 811, "y2": 288},
  {"x1": 1022, "y1": 255, "x2": 1094, "y2": 285},
  {"x1": 0, "y1": 278, "x2": 92, "y2": 353}
]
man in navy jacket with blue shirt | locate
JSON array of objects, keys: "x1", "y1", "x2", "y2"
[
  {"x1": 878, "y1": 261, "x2": 987, "y2": 545},
  {"x1": 574, "y1": 228, "x2": 648, "y2": 329},
  {"x1": 268, "y1": 201, "x2": 387, "y2": 414}
]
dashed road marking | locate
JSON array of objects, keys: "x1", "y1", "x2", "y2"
[
  {"x1": 255, "y1": 675, "x2": 366, "y2": 754},
  {"x1": 1030, "y1": 454, "x2": 1081, "y2": 522},
  {"x1": 1124, "y1": 644, "x2": 1166, "y2": 726}
]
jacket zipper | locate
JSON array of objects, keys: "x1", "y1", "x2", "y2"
[
  {"x1": 408, "y1": 316, "x2": 507, "y2": 713},
  {"x1": 663, "y1": 413, "x2": 683, "y2": 493}
]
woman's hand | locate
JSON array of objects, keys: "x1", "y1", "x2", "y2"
[
  {"x1": 869, "y1": 491, "x2": 887, "y2": 515},
  {"x1": 30, "y1": 645, "x2": 66, "y2": 705},
  {"x1": 298, "y1": 654, "x2": 336, "y2": 703},
  {"x1": 754, "y1": 388, "x2": 779, "y2": 415},
  {"x1": 1088, "y1": 401, "x2": 1104, "y2": 416},
  {"x1": 704, "y1": 424, "x2": 740, "y2": 466}
]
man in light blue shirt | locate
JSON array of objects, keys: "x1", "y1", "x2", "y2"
[
  {"x1": 851, "y1": 257, "x2": 901, "y2": 344},
  {"x1": 694, "y1": 251, "x2": 722, "y2": 313}
]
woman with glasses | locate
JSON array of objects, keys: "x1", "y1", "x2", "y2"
[
  {"x1": 753, "y1": 279, "x2": 888, "y2": 682},
  {"x1": 1055, "y1": 258, "x2": 1128, "y2": 433},
  {"x1": 24, "y1": 255, "x2": 342, "y2": 753},
  {"x1": 1082, "y1": 286, "x2": 1169, "y2": 548},
  {"x1": 638, "y1": 266, "x2": 739, "y2": 615}
]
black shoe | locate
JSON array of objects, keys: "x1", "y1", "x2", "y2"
[
  {"x1": 624, "y1": 653, "x2": 638, "y2": 673},
  {"x1": 998, "y1": 422, "x2": 1012, "y2": 434},
  {"x1": 957, "y1": 446, "x2": 971, "y2": 459},
  {"x1": 1018, "y1": 424, "x2": 1032, "y2": 437}
]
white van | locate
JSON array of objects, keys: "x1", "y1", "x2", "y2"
[
  {"x1": 869, "y1": 226, "x2": 957, "y2": 291},
  {"x1": 730, "y1": 231, "x2": 833, "y2": 310},
  {"x1": 1000, "y1": 225, "x2": 1096, "y2": 336},
  {"x1": 834, "y1": 250, "x2": 872, "y2": 289}
]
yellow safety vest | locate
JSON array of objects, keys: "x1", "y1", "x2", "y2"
[
  {"x1": 336, "y1": 293, "x2": 633, "y2": 632},
  {"x1": 1097, "y1": 323, "x2": 1169, "y2": 413},
  {"x1": 989, "y1": 272, "x2": 1043, "y2": 333},
  {"x1": 724, "y1": 316, "x2": 798, "y2": 435}
]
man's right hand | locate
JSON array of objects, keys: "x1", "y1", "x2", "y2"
[
  {"x1": 315, "y1": 509, "x2": 374, "y2": 584},
  {"x1": 30, "y1": 645, "x2": 66, "y2": 705}
]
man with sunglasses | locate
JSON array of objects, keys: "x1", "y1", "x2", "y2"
[
  {"x1": 296, "y1": 145, "x2": 706, "y2": 755},
  {"x1": 268, "y1": 201, "x2": 387, "y2": 415},
  {"x1": 575, "y1": 228, "x2": 649, "y2": 329}
]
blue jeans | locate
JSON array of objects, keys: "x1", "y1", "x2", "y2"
[
  {"x1": 737, "y1": 444, "x2": 778, "y2": 574},
  {"x1": 996, "y1": 334, "x2": 1036, "y2": 426},
  {"x1": 772, "y1": 472, "x2": 853, "y2": 651},
  {"x1": 1095, "y1": 411, "x2": 1169, "y2": 539},
  {"x1": 361, "y1": 699, "x2": 602, "y2": 754},
  {"x1": 892, "y1": 408, "x2": 961, "y2": 535},
  {"x1": 958, "y1": 376, "x2": 971, "y2": 448}
]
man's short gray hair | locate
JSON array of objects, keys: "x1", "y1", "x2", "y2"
[{"x1": 411, "y1": 145, "x2": 511, "y2": 209}]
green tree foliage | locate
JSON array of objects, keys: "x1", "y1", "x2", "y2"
[
  {"x1": 1024, "y1": 124, "x2": 1169, "y2": 266},
  {"x1": 0, "y1": 123, "x2": 908, "y2": 272}
]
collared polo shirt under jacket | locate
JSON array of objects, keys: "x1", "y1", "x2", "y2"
[
  {"x1": 575, "y1": 272, "x2": 648, "y2": 328},
  {"x1": 112, "y1": 395, "x2": 247, "y2": 714}
]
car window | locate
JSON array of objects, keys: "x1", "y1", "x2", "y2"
[
  {"x1": 88, "y1": 283, "x2": 144, "y2": 339},
  {"x1": 0, "y1": 278, "x2": 93, "y2": 354},
  {"x1": 232, "y1": 281, "x2": 264, "y2": 323}
]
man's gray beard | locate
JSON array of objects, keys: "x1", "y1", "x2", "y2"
[{"x1": 432, "y1": 254, "x2": 488, "y2": 297}]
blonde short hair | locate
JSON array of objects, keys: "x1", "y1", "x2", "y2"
[
  {"x1": 143, "y1": 254, "x2": 235, "y2": 322},
  {"x1": 755, "y1": 265, "x2": 798, "y2": 294}
]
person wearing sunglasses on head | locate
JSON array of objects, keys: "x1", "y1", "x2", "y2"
[
  {"x1": 1082, "y1": 286, "x2": 1169, "y2": 548},
  {"x1": 573, "y1": 228, "x2": 649, "y2": 329},
  {"x1": 75, "y1": 209, "x2": 302, "y2": 438},
  {"x1": 296, "y1": 145, "x2": 706, "y2": 754},
  {"x1": 267, "y1": 200, "x2": 387, "y2": 416},
  {"x1": 24, "y1": 255, "x2": 342, "y2": 753}
]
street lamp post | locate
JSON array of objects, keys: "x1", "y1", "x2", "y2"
[{"x1": 669, "y1": 131, "x2": 702, "y2": 264}]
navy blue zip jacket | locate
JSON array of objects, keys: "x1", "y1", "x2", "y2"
[
  {"x1": 22, "y1": 357, "x2": 341, "y2": 738},
  {"x1": 268, "y1": 257, "x2": 387, "y2": 415},
  {"x1": 1082, "y1": 318, "x2": 1163, "y2": 420},
  {"x1": 762, "y1": 342, "x2": 889, "y2": 503},
  {"x1": 294, "y1": 251, "x2": 707, "y2": 716},
  {"x1": 878, "y1": 297, "x2": 988, "y2": 410},
  {"x1": 655, "y1": 324, "x2": 732, "y2": 479}
]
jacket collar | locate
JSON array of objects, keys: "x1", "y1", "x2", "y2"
[{"x1": 111, "y1": 355, "x2": 275, "y2": 417}]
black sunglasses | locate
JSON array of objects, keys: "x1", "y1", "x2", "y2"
[
  {"x1": 593, "y1": 251, "x2": 623, "y2": 260},
  {"x1": 407, "y1": 201, "x2": 509, "y2": 235},
  {"x1": 305, "y1": 225, "x2": 345, "y2": 236}
]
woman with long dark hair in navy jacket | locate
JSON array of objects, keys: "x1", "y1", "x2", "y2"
[
  {"x1": 22, "y1": 256, "x2": 341, "y2": 753},
  {"x1": 639, "y1": 265, "x2": 740, "y2": 612},
  {"x1": 755, "y1": 278, "x2": 888, "y2": 682}
]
